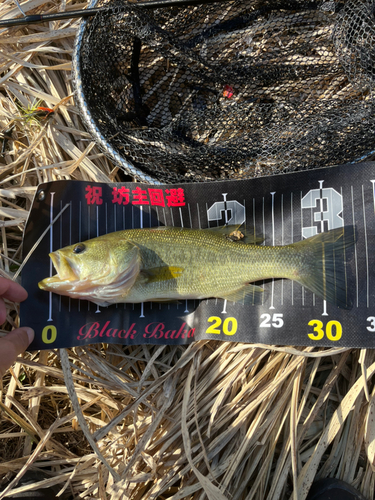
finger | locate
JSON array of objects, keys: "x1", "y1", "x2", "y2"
[
  {"x1": 0, "y1": 328, "x2": 34, "y2": 378},
  {"x1": 0, "y1": 278, "x2": 28, "y2": 302},
  {"x1": 0, "y1": 299, "x2": 6, "y2": 325}
]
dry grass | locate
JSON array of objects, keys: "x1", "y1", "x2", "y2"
[{"x1": 0, "y1": 0, "x2": 375, "y2": 499}]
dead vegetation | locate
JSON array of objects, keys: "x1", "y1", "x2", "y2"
[{"x1": 0, "y1": 0, "x2": 375, "y2": 498}]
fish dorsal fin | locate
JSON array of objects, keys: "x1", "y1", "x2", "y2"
[
  {"x1": 141, "y1": 266, "x2": 184, "y2": 283},
  {"x1": 148, "y1": 225, "x2": 263, "y2": 244},
  {"x1": 206, "y1": 225, "x2": 264, "y2": 245}
]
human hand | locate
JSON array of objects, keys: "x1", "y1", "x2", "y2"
[{"x1": 0, "y1": 278, "x2": 34, "y2": 377}]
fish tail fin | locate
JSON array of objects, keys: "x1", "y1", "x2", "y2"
[{"x1": 293, "y1": 226, "x2": 356, "y2": 309}]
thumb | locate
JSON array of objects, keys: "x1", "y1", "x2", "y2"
[{"x1": 0, "y1": 328, "x2": 34, "y2": 378}]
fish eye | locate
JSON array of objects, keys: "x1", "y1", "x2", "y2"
[{"x1": 73, "y1": 243, "x2": 86, "y2": 254}]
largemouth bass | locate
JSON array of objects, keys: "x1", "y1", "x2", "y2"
[{"x1": 38, "y1": 225, "x2": 355, "y2": 308}]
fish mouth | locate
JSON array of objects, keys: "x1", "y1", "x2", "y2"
[
  {"x1": 50, "y1": 251, "x2": 78, "y2": 281},
  {"x1": 38, "y1": 251, "x2": 78, "y2": 291}
]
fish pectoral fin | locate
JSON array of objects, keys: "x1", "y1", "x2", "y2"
[
  {"x1": 141, "y1": 266, "x2": 184, "y2": 283},
  {"x1": 220, "y1": 284, "x2": 264, "y2": 305}
]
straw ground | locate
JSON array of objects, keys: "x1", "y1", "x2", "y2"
[{"x1": 0, "y1": 0, "x2": 375, "y2": 498}]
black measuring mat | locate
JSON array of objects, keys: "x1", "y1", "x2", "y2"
[{"x1": 21, "y1": 162, "x2": 375, "y2": 349}]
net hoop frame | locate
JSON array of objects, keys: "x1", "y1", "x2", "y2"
[{"x1": 72, "y1": 0, "x2": 161, "y2": 184}]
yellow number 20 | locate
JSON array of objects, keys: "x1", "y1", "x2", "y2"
[
  {"x1": 308, "y1": 320, "x2": 342, "y2": 342},
  {"x1": 206, "y1": 316, "x2": 238, "y2": 336}
]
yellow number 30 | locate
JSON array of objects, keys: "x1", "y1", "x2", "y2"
[{"x1": 307, "y1": 320, "x2": 342, "y2": 341}]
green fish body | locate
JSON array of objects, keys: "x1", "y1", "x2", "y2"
[{"x1": 38, "y1": 225, "x2": 355, "y2": 308}]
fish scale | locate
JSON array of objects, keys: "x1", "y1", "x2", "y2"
[{"x1": 126, "y1": 229, "x2": 293, "y2": 300}]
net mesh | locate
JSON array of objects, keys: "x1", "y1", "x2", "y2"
[{"x1": 76, "y1": 0, "x2": 375, "y2": 183}]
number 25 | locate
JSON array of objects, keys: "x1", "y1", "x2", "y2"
[{"x1": 259, "y1": 313, "x2": 284, "y2": 328}]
